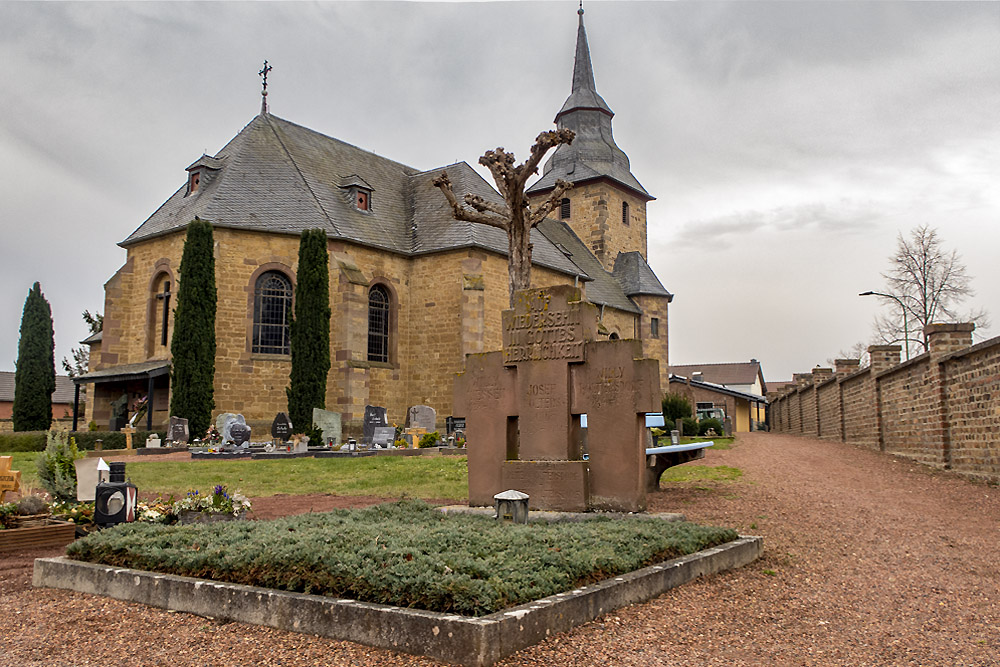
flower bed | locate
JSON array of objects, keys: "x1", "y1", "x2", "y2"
[
  {"x1": 66, "y1": 499, "x2": 738, "y2": 616},
  {"x1": 0, "y1": 518, "x2": 76, "y2": 553}
]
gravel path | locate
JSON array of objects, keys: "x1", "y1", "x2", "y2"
[{"x1": 2, "y1": 432, "x2": 998, "y2": 666}]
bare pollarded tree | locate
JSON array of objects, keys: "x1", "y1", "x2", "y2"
[
  {"x1": 872, "y1": 225, "x2": 989, "y2": 352},
  {"x1": 433, "y1": 129, "x2": 575, "y2": 307}
]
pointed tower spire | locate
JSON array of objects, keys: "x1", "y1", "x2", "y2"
[
  {"x1": 527, "y1": 7, "x2": 650, "y2": 201},
  {"x1": 557, "y1": 4, "x2": 612, "y2": 121}
]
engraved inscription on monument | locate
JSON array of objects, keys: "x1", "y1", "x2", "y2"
[{"x1": 502, "y1": 289, "x2": 584, "y2": 365}]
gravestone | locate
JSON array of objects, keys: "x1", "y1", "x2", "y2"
[
  {"x1": 407, "y1": 405, "x2": 436, "y2": 432},
  {"x1": 216, "y1": 413, "x2": 247, "y2": 443},
  {"x1": 168, "y1": 416, "x2": 190, "y2": 444},
  {"x1": 454, "y1": 285, "x2": 660, "y2": 513},
  {"x1": 75, "y1": 458, "x2": 109, "y2": 502},
  {"x1": 0, "y1": 456, "x2": 21, "y2": 502},
  {"x1": 230, "y1": 423, "x2": 251, "y2": 447},
  {"x1": 445, "y1": 416, "x2": 466, "y2": 437},
  {"x1": 362, "y1": 405, "x2": 388, "y2": 443},
  {"x1": 145, "y1": 434, "x2": 161, "y2": 448},
  {"x1": 312, "y1": 408, "x2": 342, "y2": 444},
  {"x1": 372, "y1": 426, "x2": 396, "y2": 448},
  {"x1": 271, "y1": 412, "x2": 292, "y2": 441}
]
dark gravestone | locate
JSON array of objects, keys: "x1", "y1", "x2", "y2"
[
  {"x1": 445, "y1": 416, "x2": 466, "y2": 436},
  {"x1": 362, "y1": 405, "x2": 388, "y2": 443},
  {"x1": 271, "y1": 413, "x2": 292, "y2": 441},
  {"x1": 230, "y1": 423, "x2": 251, "y2": 447},
  {"x1": 168, "y1": 416, "x2": 190, "y2": 444},
  {"x1": 372, "y1": 426, "x2": 396, "y2": 448}
]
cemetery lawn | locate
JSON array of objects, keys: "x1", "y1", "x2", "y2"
[
  {"x1": 0, "y1": 452, "x2": 468, "y2": 500},
  {"x1": 660, "y1": 465, "x2": 743, "y2": 484},
  {"x1": 65, "y1": 499, "x2": 739, "y2": 617}
]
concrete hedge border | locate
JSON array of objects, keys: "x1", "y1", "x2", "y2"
[{"x1": 35, "y1": 536, "x2": 761, "y2": 666}]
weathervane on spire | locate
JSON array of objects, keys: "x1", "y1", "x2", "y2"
[{"x1": 259, "y1": 60, "x2": 272, "y2": 115}]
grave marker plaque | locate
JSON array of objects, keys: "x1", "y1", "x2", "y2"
[
  {"x1": 372, "y1": 426, "x2": 396, "y2": 447},
  {"x1": 363, "y1": 405, "x2": 388, "y2": 443},
  {"x1": 312, "y1": 408, "x2": 342, "y2": 444},
  {"x1": 168, "y1": 416, "x2": 190, "y2": 444},
  {"x1": 407, "y1": 405, "x2": 436, "y2": 432},
  {"x1": 271, "y1": 412, "x2": 292, "y2": 441}
]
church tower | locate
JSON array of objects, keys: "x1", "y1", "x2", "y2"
[{"x1": 527, "y1": 6, "x2": 654, "y2": 272}]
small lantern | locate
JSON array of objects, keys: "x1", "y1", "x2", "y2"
[
  {"x1": 494, "y1": 489, "x2": 529, "y2": 524},
  {"x1": 94, "y1": 462, "x2": 138, "y2": 528}
]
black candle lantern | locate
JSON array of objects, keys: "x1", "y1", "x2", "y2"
[{"x1": 94, "y1": 462, "x2": 138, "y2": 527}]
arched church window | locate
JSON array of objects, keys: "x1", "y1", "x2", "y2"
[
  {"x1": 368, "y1": 284, "x2": 390, "y2": 363},
  {"x1": 252, "y1": 271, "x2": 292, "y2": 355},
  {"x1": 560, "y1": 198, "x2": 571, "y2": 220}
]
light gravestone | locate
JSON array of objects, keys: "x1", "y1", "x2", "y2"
[
  {"x1": 407, "y1": 405, "x2": 436, "y2": 432},
  {"x1": 454, "y1": 285, "x2": 660, "y2": 513},
  {"x1": 168, "y1": 416, "x2": 190, "y2": 444},
  {"x1": 271, "y1": 413, "x2": 292, "y2": 442},
  {"x1": 372, "y1": 426, "x2": 396, "y2": 448},
  {"x1": 74, "y1": 458, "x2": 109, "y2": 502},
  {"x1": 312, "y1": 408, "x2": 341, "y2": 444},
  {"x1": 362, "y1": 405, "x2": 388, "y2": 443}
]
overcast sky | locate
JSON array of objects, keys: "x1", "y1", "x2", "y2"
[{"x1": 1, "y1": 1, "x2": 997, "y2": 384}]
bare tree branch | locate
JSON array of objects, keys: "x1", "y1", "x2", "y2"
[
  {"x1": 432, "y1": 171, "x2": 509, "y2": 230},
  {"x1": 528, "y1": 179, "x2": 574, "y2": 228}
]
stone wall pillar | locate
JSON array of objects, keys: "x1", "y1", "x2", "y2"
[
  {"x1": 460, "y1": 259, "x2": 486, "y2": 358},
  {"x1": 834, "y1": 359, "x2": 860, "y2": 377},
  {"x1": 811, "y1": 368, "x2": 833, "y2": 437},
  {"x1": 925, "y1": 323, "x2": 975, "y2": 468},
  {"x1": 868, "y1": 345, "x2": 900, "y2": 452},
  {"x1": 331, "y1": 253, "x2": 371, "y2": 435}
]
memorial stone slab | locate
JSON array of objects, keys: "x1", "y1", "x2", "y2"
[
  {"x1": 145, "y1": 435, "x2": 161, "y2": 449},
  {"x1": 168, "y1": 416, "x2": 190, "y2": 444},
  {"x1": 271, "y1": 413, "x2": 293, "y2": 441},
  {"x1": 456, "y1": 285, "x2": 660, "y2": 513},
  {"x1": 407, "y1": 405, "x2": 436, "y2": 432},
  {"x1": 362, "y1": 405, "x2": 388, "y2": 443},
  {"x1": 312, "y1": 408, "x2": 342, "y2": 444},
  {"x1": 230, "y1": 423, "x2": 252, "y2": 447},
  {"x1": 216, "y1": 413, "x2": 247, "y2": 443},
  {"x1": 372, "y1": 426, "x2": 396, "y2": 447}
]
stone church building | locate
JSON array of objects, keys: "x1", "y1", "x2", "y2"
[{"x1": 76, "y1": 11, "x2": 673, "y2": 438}]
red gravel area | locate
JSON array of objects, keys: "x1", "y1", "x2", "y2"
[{"x1": 3, "y1": 432, "x2": 998, "y2": 666}]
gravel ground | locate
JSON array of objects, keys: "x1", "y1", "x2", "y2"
[{"x1": 2, "y1": 432, "x2": 998, "y2": 666}]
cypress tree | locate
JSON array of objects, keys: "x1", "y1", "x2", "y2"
[
  {"x1": 13, "y1": 282, "x2": 56, "y2": 431},
  {"x1": 170, "y1": 219, "x2": 217, "y2": 438},
  {"x1": 286, "y1": 228, "x2": 331, "y2": 433}
]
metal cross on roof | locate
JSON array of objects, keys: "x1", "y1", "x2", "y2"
[{"x1": 259, "y1": 60, "x2": 272, "y2": 114}]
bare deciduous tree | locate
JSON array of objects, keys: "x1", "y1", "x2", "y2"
[
  {"x1": 873, "y1": 225, "x2": 989, "y2": 352},
  {"x1": 433, "y1": 129, "x2": 575, "y2": 307}
]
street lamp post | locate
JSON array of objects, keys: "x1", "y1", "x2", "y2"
[{"x1": 859, "y1": 291, "x2": 909, "y2": 361}]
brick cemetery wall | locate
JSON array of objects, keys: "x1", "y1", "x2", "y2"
[
  {"x1": 815, "y1": 379, "x2": 842, "y2": 441},
  {"x1": 800, "y1": 384, "x2": 818, "y2": 438},
  {"x1": 941, "y1": 336, "x2": 1000, "y2": 481},
  {"x1": 769, "y1": 324, "x2": 1000, "y2": 482}
]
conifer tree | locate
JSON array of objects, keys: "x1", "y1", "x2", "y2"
[
  {"x1": 13, "y1": 282, "x2": 56, "y2": 431},
  {"x1": 286, "y1": 228, "x2": 331, "y2": 434},
  {"x1": 170, "y1": 219, "x2": 217, "y2": 438}
]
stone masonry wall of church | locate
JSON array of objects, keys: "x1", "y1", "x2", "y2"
[
  {"x1": 93, "y1": 225, "x2": 650, "y2": 437},
  {"x1": 531, "y1": 180, "x2": 648, "y2": 272}
]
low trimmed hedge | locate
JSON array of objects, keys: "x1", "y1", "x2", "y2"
[
  {"x1": 67, "y1": 499, "x2": 738, "y2": 616},
  {"x1": 0, "y1": 430, "x2": 165, "y2": 452}
]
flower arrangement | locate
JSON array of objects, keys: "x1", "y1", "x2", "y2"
[
  {"x1": 203, "y1": 425, "x2": 223, "y2": 448},
  {"x1": 172, "y1": 485, "x2": 251, "y2": 518}
]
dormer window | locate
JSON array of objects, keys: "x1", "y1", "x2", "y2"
[
  {"x1": 340, "y1": 174, "x2": 374, "y2": 213},
  {"x1": 184, "y1": 154, "x2": 224, "y2": 197}
]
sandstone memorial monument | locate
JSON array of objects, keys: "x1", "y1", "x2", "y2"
[{"x1": 455, "y1": 285, "x2": 660, "y2": 513}]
